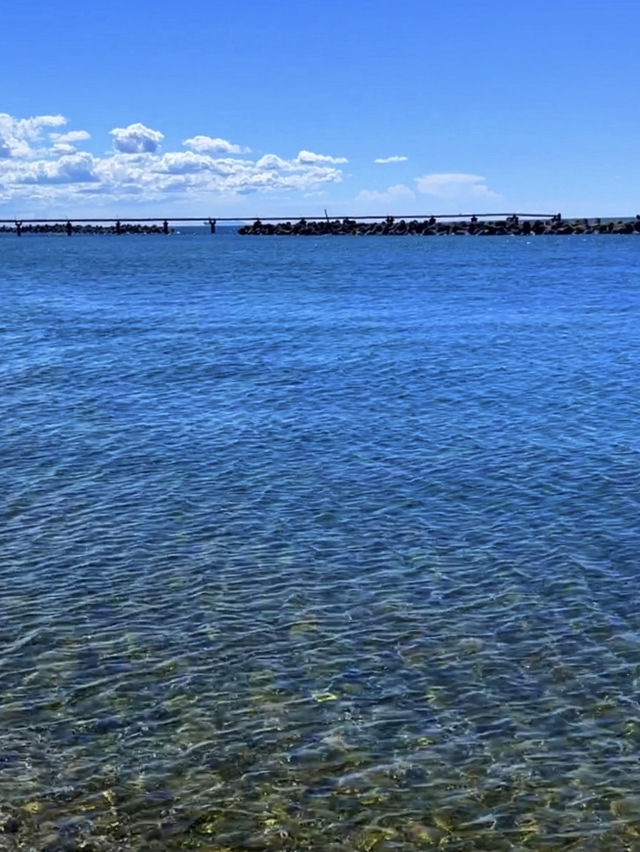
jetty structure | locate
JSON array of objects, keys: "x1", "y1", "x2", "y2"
[
  {"x1": 238, "y1": 214, "x2": 640, "y2": 236},
  {"x1": 0, "y1": 217, "x2": 218, "y2": 236},
  {"x1": 1, "y1": 214, "x2": 639, "y2": 236}
]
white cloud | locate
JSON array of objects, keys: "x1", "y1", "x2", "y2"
[
  {"x1": 355, "y1": 184, "x2": 415, "y2": 204},
  {"x1": 110, "y1": 122, "x2": 164, "y2": 154},
  {"x1": 296, "y1": 149, "x2": 348, "y2": 165},
  {"x1": 183, "y1": 135, "x2": 250, "y2": 154},
  {"x1": 49, "y1": 143, "x2": 74, "y2": 156},
  {"x1": 0, "y1": 112, "x2": 347, "y2": 211},
  {"x1": 374, "y1": 155, "x2": 408, "y2": 164},
  {"x1": 415, "y1": 173, "x2": 498, "y2": 199},
  {"x1": 21, "y1": 153, "x2": 98, "y2": 184},
  {"x1": 50, "y1": 129, "x2": 92, "y2": 155},
  {"x1": 157, "y1": 151, "x2": 215, "y2": 174},
  {"x1": 17, "y1": 114, "x2": 66, "y2": 132},
  {"x1": 46, "y1": 153, "x2": 98, "y2": 183},
  {"x1": 255, "y1": 153, "x2": 291, "y2": 171},
  {"x1": 50, "y1": 130, "x2": 91, "y2": 145},
  {"x1": 0, "y1": 112, "x2": 68, "y2": 158}
]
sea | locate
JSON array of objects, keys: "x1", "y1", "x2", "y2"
[{"x1": 1, "y1": 229, "x2": 640, "y2": 851}]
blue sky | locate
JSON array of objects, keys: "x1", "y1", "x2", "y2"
[{"x1": 1, "y1": 0, "x2": 638, "y2": 219}]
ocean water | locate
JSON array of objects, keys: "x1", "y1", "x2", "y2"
[{"x1": 1, "y1": 231, "x2": 640, "y2": 851}]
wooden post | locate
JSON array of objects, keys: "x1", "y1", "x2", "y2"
[{"x1": 208, "y1": 218, "x2": 216, "y2": 234}]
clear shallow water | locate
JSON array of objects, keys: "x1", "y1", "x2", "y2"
[{"x1": 1, "y1": 232, "x2": 640, "y2": 850}]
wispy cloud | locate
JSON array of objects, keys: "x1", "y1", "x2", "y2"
[
  {"x1": 50, "y1": 130, "x2": 91, "y2": 145},
  {"x1": 296, "y1": 150, "x2": 348, "y2": 165},
  {"x1": 355, "y1": 184, "x2": 415, "y2": 204},
  {"x1": 415, "y1": 172, "x2": 498, "y2": 199},
  {"x1": 373, "y1": 155, "x2": 408, "y2": 164}
]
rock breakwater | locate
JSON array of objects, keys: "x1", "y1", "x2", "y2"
[
  {"x1": 0, "y1": 222, "x2": 171, "y2": 235},
  {"x1": 239, "y1": 215, "x2": 640, "y2": 236}
]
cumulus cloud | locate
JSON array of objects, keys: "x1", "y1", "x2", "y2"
[
  {"x1": 0, "y1": 112, "x2": 347, "y2": 211},
  {"x1": 49, "y1": 129, "x2": 92, "y2": 155},
  {"x1": 183, "y1": 135, "x2": 250, "y2": 154},
  {"x1": 44, "y1": 153, "x2": 98, "y2": 184},
  {"x1": 415, "y1": 173, "x2": 498, "y2": 199},
  {"x1": 157, "y1": 151, "x2": 215, "y2": 174},
  {"x1": 255, "y1": 153, "x2": 291, "y2": 171},
  {"x1": 373, "y1": 155, "x2": 408, "y2": 164},
  {"x1": 50, "y1": 143, "x2": 77, "y2": 155},
  {"x1": 17, "y1": 114, "x2": 66, "y2": 132},
  {"x1": 355, "y1": 184, "x2": 415, "y2": 204},
  {"x1": 0, "y1": 112, "x2": 67, "y2": 158},
  {"x1": 110, "y1": 122, "x2": 164, "y2": 154},
  {"x1": 21, "y1": 153, "x2": 98, "y2": 184},
  {"x1": 296, "y1": 150, "x2": 348, "y2": 165}
]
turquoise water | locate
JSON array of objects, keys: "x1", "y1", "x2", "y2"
[{"x1": 1, "y1": 233, "x2": 640, "y2": 850}]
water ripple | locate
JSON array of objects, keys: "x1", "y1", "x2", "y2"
[{"x1": 1, "y1": 234, "x2": 640, "y2": 848}]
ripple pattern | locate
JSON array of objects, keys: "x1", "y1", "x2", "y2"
[{"x1": 1, "y1": 234, "x2": 640, "y2": 850}]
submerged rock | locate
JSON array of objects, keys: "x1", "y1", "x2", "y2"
[{"x1": 1, "y1": 807, "x2": 21, "y2": 834}]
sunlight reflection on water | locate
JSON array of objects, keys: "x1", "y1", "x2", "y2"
[{"x1": 1, "y1": 233, "x2": 640, "y2": 849}]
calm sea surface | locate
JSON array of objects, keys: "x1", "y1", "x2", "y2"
[{"x1": 1, "y1": 232, "x2": 640, "y2": 850}]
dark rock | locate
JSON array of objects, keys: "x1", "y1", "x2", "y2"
[
  {"x1": 3, "y1": 814, "x2": 21, "y2": 834},
  {"x1": 231, "y1": 214, "x2": 640, "y2": 237}
]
